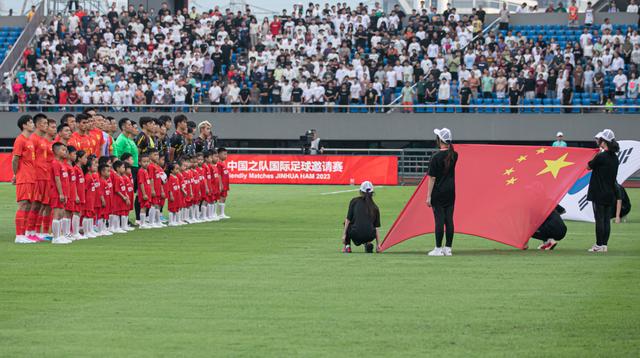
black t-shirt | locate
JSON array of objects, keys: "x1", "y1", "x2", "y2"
[
  {"x1": 428, "y1": 149, "x2": 458, "y2": 206},
  {"x1": 347, "y1": 197, "x2": 381, "y2": 235},
  {"x1": 170, "y1": 132, "x2": 186, "y2": 159},
  {"x1": 291, "y1": 87, "x2": 303, "y2": 103},
  {"x1": 460, "y1": 87, "x2": 471, "y2": 103},
  {"x1": 562, "y1": 87, "x2": 572, "y2": 104},
  {"x1": 534, "y1": 206, "x2": 567, "y2": 241},
  {"x1": 587, "y1": 151, "x2": 619, "y2": 205},
  {"x1": 613, "y1": 184, "x2": 631, "y2": 218}
]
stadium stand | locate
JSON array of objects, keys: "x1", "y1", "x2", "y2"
[
  {"x1": 0, "y1": 2, "x2": 639, "y2": 114},
  {"x1": 0, "y1": 26, "x2": 23, "y2": 65}
]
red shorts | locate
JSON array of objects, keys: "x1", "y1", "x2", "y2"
[
  {"x1": 220, "y1": 190, "x2": 228, "y2": 198},
  {"x1": 168, "y1": 199, "x2": 180, "y2": 213},
  {"x1": 139, "y1": 198, "x2": 152, "y2": 209},
  {"x1": 83, "y1": 209, "x2": 95, "y2": 218},
  {"x1": 65, "y1": 199, "x2": 78, "y2": 212},
  {"x1": 15, "y1": 183, "x2": 34, "y2": 202},
  {"x1": 34, "y1": 180, "x2": 50, "y2": 204},
  {"x1": 152, "y1": 196, "x2": 164, "y2": 207},
  {"x1": 50, "y1": 194, "x2": 65, "y2": 209}
]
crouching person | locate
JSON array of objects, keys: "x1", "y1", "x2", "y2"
[
  {"x1": 532, "y1": 205, "x2": 567, "y2": 250},
  {"x1": 341, "y1": 181, "x2": 380, "y2": 253}
]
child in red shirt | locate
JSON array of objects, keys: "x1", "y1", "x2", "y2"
[
  {"x1": 147, "y1": 150, "x2": 165, "y2": 228},
  {"x1": 111, "y1": 161, "x2": 130, "y2": 234},
  {"x1": 98, "y1": 164, "x2": 113, "y2": 236},
  {"x1": 216, "y1": 148, "x2": 230, "y2": 219},
  {"x1": 82, "y1": 155, "x2": 99, "y2": 238},
  {"x1": 72, "y1": 150, "x2": 88, "y2": 239},
  {"x1": 167, "y1": 163, "x2": 182, "y2": 226},
  {"x1": 124, "y1": 163, "x2": 135, "y2": 229},
  {"x1": 137, "y1": 154, "x2": 153, "y2": 229},
  {"x1": 49, "y1": 143, "x2": 71, "y2": 244}
]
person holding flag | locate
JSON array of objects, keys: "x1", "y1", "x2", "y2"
[
  {"x1": 587, "y1": 129, "x2": 620, "y2": 253},
  {"x1": 426, "y1": 128, "x2": 458, "y2": 257}
]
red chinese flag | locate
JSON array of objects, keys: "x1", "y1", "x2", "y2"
[{"x1": 379, "y1": 144, "x2": 597, "y2": 251}]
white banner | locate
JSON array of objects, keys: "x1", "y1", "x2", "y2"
[{"x1": 560, "y1": 140, "x2": 640, "y2": 222}]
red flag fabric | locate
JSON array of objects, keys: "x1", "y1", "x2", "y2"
[{"x1": 379, "y1": 144, "x2": 597, "y2": 251}]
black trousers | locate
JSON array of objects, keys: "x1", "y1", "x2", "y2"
[
  {"x1": 593, "y1": 203, "x2": 612, "y2": 246},
  {"x1": 432, "y1": 204, "x2": 454, "y2": 247},
  {"x1": 345, "y1": 225, "x2": 375, "y2": 246},
  {"x1": 132, "y1": 166, "x2": 141, "y2": 221}
]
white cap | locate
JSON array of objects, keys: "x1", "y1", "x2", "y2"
[
  {"x1": 556, "y1": 131, "x2": 564, "y2": 137},
  {"x1": 595, "y1": 129, "x2": 615, "y2": 142},
  {"x1": 434, "y1": 128, "x2": 452, "y2": 143},
  {"x1": 360, "y1": 181, "x2": 374, "y2": 193}
]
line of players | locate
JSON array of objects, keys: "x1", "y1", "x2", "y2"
[{"x1": 12, "y1": 113, "x2": 230, "y2": 245}]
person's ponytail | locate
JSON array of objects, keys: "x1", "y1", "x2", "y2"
[
  {"x1": 362, "y1": 191, "x2": 378, "y2": 220},
  {"x1": 608, "y1": 139, "x2": 620, "y2": 154},
  {"x1": 444, "y1": 142, "x2": 455, "y2": 173}
]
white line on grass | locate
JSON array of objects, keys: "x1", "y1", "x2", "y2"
[{"x1": 320, "y1": 186, "x2": 385, "y2": 195}]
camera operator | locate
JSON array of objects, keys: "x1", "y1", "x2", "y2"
[{"x1": 302, "y1": 129, "x2": 324, "y2": 155}]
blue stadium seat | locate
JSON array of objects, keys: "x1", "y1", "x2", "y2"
[
  {"x1": 475, "y1": 98, "x2": 484, "y2": 113},
  {"x1": 553, "y1": 99, "x2": 561, "y2": 113}
]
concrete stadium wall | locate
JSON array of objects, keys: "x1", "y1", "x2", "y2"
[
  {"x1": 2, "y1": 112, "x2": 640, "y2": 143},
  {"x1": 0, "y1": 16, "x2": 27, "y2": 27}
]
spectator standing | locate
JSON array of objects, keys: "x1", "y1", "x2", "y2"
[
  {"x1": 568, "y1": 1, "x2": 579, "y2": 27},
  {"x1": 585, "y1": 2, "x2": 594, "y2": 27},
  {"x1": 561, "y1": 81, "x2": 574, "y2": 113},
  {"x1": 0, "y1": 83, "x2": 11, "y2": 111},
  {"x1": 401, "y1": 82, "x2": 415, "y2": 112},
  {"x1": 459, "y1": 80, "x2": 472, "y2": 113},
  {"x1": 552, "y1": 132, "x2": 568, "y2": 147},
  {"x1": 499, "y1": 3, "x2": 510, "y2": 31}
]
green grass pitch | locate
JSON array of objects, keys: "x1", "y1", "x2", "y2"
[{"x1": 0, "y1": 183, "x2": 638, "y2": 357}]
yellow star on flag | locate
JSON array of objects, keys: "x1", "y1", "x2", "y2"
[
  {"x1": 506, "y1": 177, "x2": 518, "y2": 185},
  {"x1": 516, "y1": 155, "x2": 527, "y2": 163},
  {"x1": 503, "y1": 168, "x2": 515, "y2": 175},
  {"x1": 536, "y1": 148, "x2": 548, "y2": 155},
  {"x1": 536, "y1": 153, "x2": 575, "y2": 179}
]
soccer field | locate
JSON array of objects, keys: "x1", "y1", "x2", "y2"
[{"x1": 0, "y1": 183, "x2": 638, "y2": 357}]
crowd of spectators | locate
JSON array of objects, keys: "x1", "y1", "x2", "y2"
[{"x1": 1, "y1": 1, "x2": 640, "y2": 113}]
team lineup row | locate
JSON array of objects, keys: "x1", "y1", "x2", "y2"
[{"x1": 11, "y1": 113, "x2": 230, "y2": 244}]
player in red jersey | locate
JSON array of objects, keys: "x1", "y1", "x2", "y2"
[
  {"x1": 137, "y1": 154, "x2": 153, "y2": 229},
  {"x1": 72, "y1": 150, "x2": 88, "y2": 239},
  {"x1": 36, "y1": 119, "x2": 58, "y2": 238},
  {"x1": 25, "y1": 114, "x2": 51, "y2": 241},
  {"x1": 201, "y1": 151, "x2": 218, "y2": 221},
  {"x1": 183, "y1": 159, "x2": 196, "y2": 223},
  {"x1": 82, "y1": 156, "x2": 99, "y2": 238},
  {"x1": 89, "y1": 115, "x2": 106, "y2": 158},
  {"x1": 49, "y1": 143, "x2": 72, "y2": 244},
  {"x1": 69, "y1": 114, "x2": 95, "y2": 156},
  {"x1": 12, "y1": 115, "x2": 37, "y2": 243},
  {"x1": 166, "y1": 163, "x2": 182, "y2": 226},
  {"x1": 55, "y1": 123, "x2": 72, "y2": 145},
  {"x1": 209, "y1": 151, "x2": 222, "y2": 221},
  {"x1": 216, "y1": 148, "x2": 231, "y2": 219},
  {"x1": 111, "y1": 161, "x2": 129, "y2": 234},
  {"x1": 123, "y1": 163, "x2": 135, "y2": 231}
]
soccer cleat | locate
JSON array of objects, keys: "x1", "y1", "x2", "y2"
[
  {"x1": 37, "y1": 233, "x2": 53, "y2": 241},
  {"x1": 428, "y1": 247, "x2": 444, "y2": 256},
  {"x1": 341, "y1": 245, "x2": 352, "y2": 253},
  {"x1": 443, "y1": 247, "x2": 453, "y2": 256},
  {"x1": 588, "y1": 244, "x2": 607, "y2": 253},
  {"x1": 52, "y1": 237, "x2": 72, "y2": 245},
  {"x1": 364, "y1": 242, "x2": 374, "y2": 253},
  {"x1": 15, "y1": 235, "x2": 37, "y2": 244}
]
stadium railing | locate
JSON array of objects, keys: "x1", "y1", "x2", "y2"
[
  {"x1": 2, "y1": 103, "x2": 640, "y2": 114},
  {"x1": 227, "y1": 147, "x2": 438, "y2": 184}
]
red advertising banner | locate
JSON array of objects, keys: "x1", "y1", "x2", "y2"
[
  {"x1": 0, "y1": 153, "x2": 12, "y2": 182},
  {"x1": 227, "y1": 154, "x2": 398, "y2": 185}
]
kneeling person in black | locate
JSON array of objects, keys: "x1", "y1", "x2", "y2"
[
  {"x1": 341, "y1": 181, "x2": 381, "y2": 253},
  {"x1": 531, "y1": 205, "x2": 567, "y2": 250}
]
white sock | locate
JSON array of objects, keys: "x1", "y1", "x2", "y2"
[
  {"x1": 140, "y1": 213, "x2": 147, "y2": 226},
  {"x1": 207, "y1": 204, "x2": 213, "y2": 218},
  {"x1": 72, "y1": 214, "x2": 80, "y2": 236},
  {"x1": 62, "y1": 218, "x2": 71, "y2": 236},
  {"x1": 155, "y1": 208, "x2": 162, "y2": 224},
  {"x1": 149, "y1": 207, "x2": 157, "y2": 224},
  {"x1": 89, "y1": 219, "x2": 95, "y2": 233},
  {"x1": 200, "y1": 203, "x2": 206, "y2": 219},
  {"x1": 52, "y1": 219, "x2": 61, "y2": 239},
  {"x1": 220, "y1": 203, "x2": 226, "y2": 216},
  {"x1": 213, "y1": 203, "x2": 218, "y2": 216},
  {"x1": 97, "y1": 219, "x2": 104, "y2": 232},
  {"x1": 121, "y1": 216, "x2": 128, "y2": 230}
]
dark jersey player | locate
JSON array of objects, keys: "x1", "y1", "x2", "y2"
[{"x1": 341, "y1": 181, "x2": 381, "y2": 253}]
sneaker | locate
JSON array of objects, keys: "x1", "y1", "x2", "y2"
[
  {"x1": 211, "y1": 215, "x2": 220, "y2": 222},
  {"x1": 15, "y1": 235, "x2": 37, "y2": 244},
  {"x1": 139, "y1": 224, "x2": 153, "y2": 230},
  {"x1": 220, "y1": 215, "x2": 231, "y2": 220},
  {"x1": 588, "y1": 244, "x2": 607, "y2": 253},
  {"x1": 27, "y1": 234, "x2": 45, "y2": 242},
  {"x1": 70, "y1": 234, "x2": 83, "y2": 241},
  {"x1": 85, "y1": 231, "x2": 97, "y2": 238},
  {"x1": 364, "y1": 242, "x2": 374, "y2": 253},
  {"x1": 544, "y1": 239, "x2": 558, "y2": 251},
  {"x1": 428, "y1": 247, "x2": 444, "y2": 256},
  {"x1": 39, "y1": 234, "x2": 53, "y2": 241},
  {"x1": 101, "y1": 230, "x2": 113, "y2": 236},
  {"x1": 52, "y1": 237, "x2": 72, "y2": 244},
  {"x1": 168, "y1": 222, "x2": 178, "y2": 227},
  {"x1": 443, "y1": 247, "x2": 453, "y2": 256},
  {"x1": 124, "y1": 226, "x2": 135, "y2": 232},
  {"x1": 341, "y1": 245, "x2": 352, "y2": 253},
  {"x1": 114, "y1": 229, "x2": 127, "y2": 234}
]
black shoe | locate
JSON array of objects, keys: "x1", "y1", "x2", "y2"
[{"x1": 365, "y1": 242, "x2": 374, "y2": 253}]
